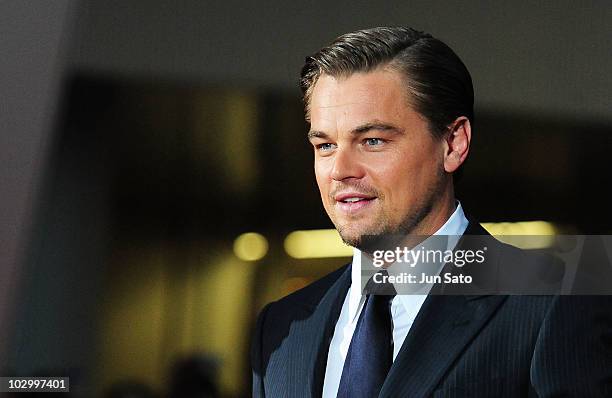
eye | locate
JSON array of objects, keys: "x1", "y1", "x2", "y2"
[
  {"x1": 316, "y1": 143, "x2": 337, "y2": 152},
  {"x1": 364, "y1": 138, "x2": 384, "y2": 146}
]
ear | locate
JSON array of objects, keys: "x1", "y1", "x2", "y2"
[{"x1": 443, "y1": 116, "x2": 471, "y2": 173}]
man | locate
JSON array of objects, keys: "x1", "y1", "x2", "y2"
[{"x1": 251, "y1": 27, "x2": 612, "y2": 397}]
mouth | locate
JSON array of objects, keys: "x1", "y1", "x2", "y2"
[{"x1": 334, "y1": 193, "x2": 377, "y2": 214}]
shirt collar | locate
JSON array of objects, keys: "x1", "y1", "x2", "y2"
[{"x1": 348, "y1": 201, "x2": 469, "y2": 321}]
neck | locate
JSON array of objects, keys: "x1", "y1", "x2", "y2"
[
  {"x1": 412, "y1": 183, "x2": 456, "y2": 236},
  {"x1": 359, "y1": 187, "x2": 457, "y2": 259}
]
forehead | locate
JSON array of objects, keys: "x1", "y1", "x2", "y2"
[{"x1": 309, "y1": 69, "x2": 420, "y2": 130}]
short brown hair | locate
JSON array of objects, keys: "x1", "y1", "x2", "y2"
[{"x1": 300, "y1": 27, "x2": 474, "y2": 138}]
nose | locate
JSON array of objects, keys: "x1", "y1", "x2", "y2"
[{"x1": 330, "y1": 147, "x2": 363, "y2": 181}]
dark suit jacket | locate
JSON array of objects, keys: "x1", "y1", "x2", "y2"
[{"x1": 251, "y1": 222, "x2": 612, "y2": 397}]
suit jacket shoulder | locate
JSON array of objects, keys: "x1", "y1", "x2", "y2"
[
  {"x1": 251, "y1": 263, "x2": 350, "y2": 397},
  {"x1": 251, "y1": 220, "x2": 612, "y2": 397},
  {"x1": 267, "y1": 263, "x2": 349, "y2": 314}
]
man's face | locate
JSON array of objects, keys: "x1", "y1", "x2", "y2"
[{"x1": 308, "y1": 68, "x2": 452, "y2": 249}]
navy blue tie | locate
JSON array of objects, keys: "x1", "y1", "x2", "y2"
[{"x1": 337, "y1": 279, "x2": 395, "y2": 398}]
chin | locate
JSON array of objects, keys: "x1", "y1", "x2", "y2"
[
  {"x1": 335, "y1": 223, "x2": 364, "y2": 246},
  {"x1": 336, "y1": 227, "x2": 360, "y2": 247},
  {"x1": 340, "y1": 233, "x2": 393, "y2": 254},
  {"x1": 337, "y1": 225, "x2": 388, "y2": 252}
]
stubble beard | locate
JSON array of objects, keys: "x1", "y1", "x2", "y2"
[
  {"x1": 336, "y1": 201, "x2": 433, "y2": 254},
  {"x1": 333, "y1": 172, "x2": 447, "y2": 254}
]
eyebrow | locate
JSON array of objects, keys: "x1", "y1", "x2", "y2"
[{"x1": 307, "y1": 121, "x2": 404, "y2": 140}]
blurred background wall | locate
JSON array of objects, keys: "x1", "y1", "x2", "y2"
[{"x1": 1, "y1": 1, "x2": 611, "y2": 396}]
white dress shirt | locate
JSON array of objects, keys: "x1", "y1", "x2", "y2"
[{"x1": 322, "y1": 203, "x2": 469, "y2": 398}]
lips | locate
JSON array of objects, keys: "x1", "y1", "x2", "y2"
[
  {"x1": 334, "y1": 192, "x2": 376, "y2": 213},
  {"x1": 334, "y1": 192, "x2": 375, "y2": 202}
]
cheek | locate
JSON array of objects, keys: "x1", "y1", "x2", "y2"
[
  {"x1": 371, "y1": 158, "x2": 426, "y2": 200},
  {"x1": 370, "y1": 154, "x2": 417, "y2": 185},
  {"x1": 314, "y1": 161, "x2": 330, "y2": 195}
]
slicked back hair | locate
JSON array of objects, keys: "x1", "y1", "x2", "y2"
[{"x1": 300, "y1": 27, "x2": 474, "y2": 138}]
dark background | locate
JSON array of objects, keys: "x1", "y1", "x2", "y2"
[{"x1": 1, "y1": 1, "x2": 611, "y2": 396}]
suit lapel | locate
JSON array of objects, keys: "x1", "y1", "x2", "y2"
[
  {"x1": 380, "y1": 294, "x2": 507, "y2": 397},
  {"x1": 380, "y1": 220, "x2": 507, "y2": 397},
  {"x1": 286, "y1": 264, "x2": 351, "y2": 397},
  {"x1": 286, "y1": 220, "x2": 503, "y2": 396}
]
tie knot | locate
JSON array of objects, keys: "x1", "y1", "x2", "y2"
[{"x1": 363, "y1": 270, "x2": 397, "y2": 296}]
